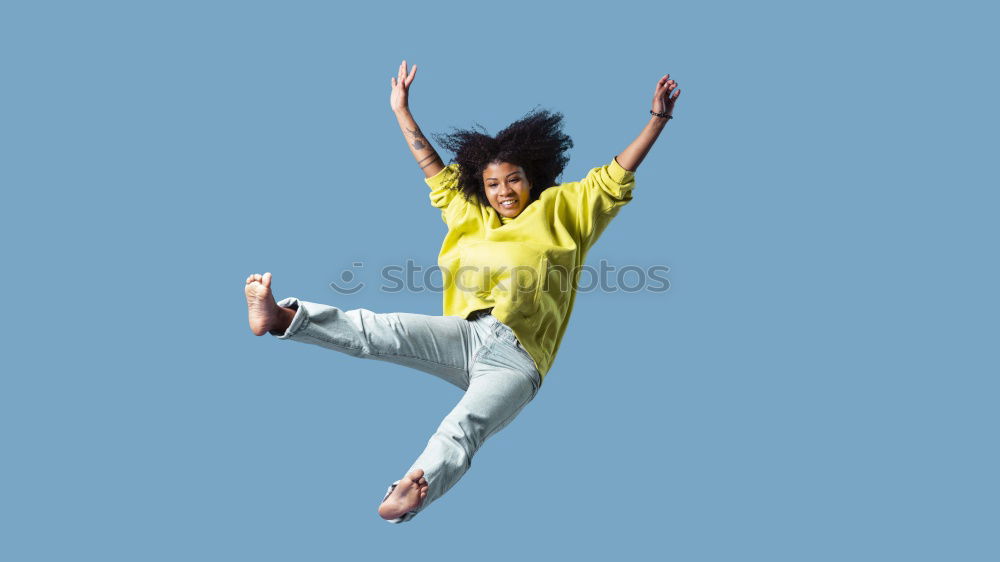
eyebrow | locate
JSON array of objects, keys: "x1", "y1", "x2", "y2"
[{"x1": 485, "y1": 171, "x2": 522, "y2": 181}]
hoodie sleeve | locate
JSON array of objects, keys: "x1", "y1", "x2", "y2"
[
  {"x1": 426, "y1": 163, "x2": 463, "y2": 210},
  {"x1": 557, "y1": 156, "x2": 636, "y2": 248}
]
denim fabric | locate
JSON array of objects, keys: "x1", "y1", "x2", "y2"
[{"x1": 272, "y1": 298, "x2": 542, "y2": 523}]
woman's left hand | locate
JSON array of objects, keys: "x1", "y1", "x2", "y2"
[{"x1": 651, "y1": 74, "x2": 681, "y2": 117}]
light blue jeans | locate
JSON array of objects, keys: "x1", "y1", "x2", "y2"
[{"x1": 271, "y1": 298, "x2": 542, "y2": 523}]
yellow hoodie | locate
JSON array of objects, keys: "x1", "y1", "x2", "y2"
[{"x1": 426, "y1": 156, "x2": 636, "y2": 381}]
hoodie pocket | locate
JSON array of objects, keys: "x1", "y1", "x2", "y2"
[{"x1": 456, "y1": 241, "x2": 547, "y2": 315}]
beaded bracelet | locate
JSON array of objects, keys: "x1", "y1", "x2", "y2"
[{"x1": 650, "y1": 110, "x2": 673, "y2": 119}]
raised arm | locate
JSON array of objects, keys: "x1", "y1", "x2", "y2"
[
  {"x1": 615, "y1": 73, "x2": 681, "y2": 172},
  {"x1": 390, "y1": 60, "x2": 445, "y2": 179}
]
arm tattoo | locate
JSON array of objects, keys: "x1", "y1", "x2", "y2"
[
  {"x1": 405, "y1": 126, "x2": 427, "y2": 150},
  {"x1": 419, "y1": 154, "x2": 442, "y2": 169}
]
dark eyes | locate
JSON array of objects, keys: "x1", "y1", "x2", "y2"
[{"x1": 487, "y1": 178, "x2": 519, "y2": 188}]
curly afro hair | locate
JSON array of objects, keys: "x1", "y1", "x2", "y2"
[{"x1": 432, "y1": 108, "x2": 574, "y2": 206}]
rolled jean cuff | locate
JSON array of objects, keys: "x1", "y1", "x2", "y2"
[{"x1": 270, "y1": 297, "x2": 308, "y2": 339}]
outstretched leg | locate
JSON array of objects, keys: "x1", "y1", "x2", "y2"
[
  {"x1": 244, "y1": 272, "x2": 482, "y2": 389},
  {"x1": 382, "y1": 341, "x2": 540, "y2": 523}
]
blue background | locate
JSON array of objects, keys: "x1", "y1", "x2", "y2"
[{"x1": 2, "y1": 1, "x2": 996, "y2": 560}]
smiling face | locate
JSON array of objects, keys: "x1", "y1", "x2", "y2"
[{"x1": 482, "y1": 161, "x2": 532, "y2": 219}]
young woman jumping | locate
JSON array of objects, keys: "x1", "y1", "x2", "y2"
[{"x1": 244, "y1": 60, "x2": 680, "y2": 523}]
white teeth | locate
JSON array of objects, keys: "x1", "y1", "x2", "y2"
[{"x1": 501, "y1": 200, "x2": 517, "y2": 207}]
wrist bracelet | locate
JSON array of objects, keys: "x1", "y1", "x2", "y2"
[{"x1": 650, "y1": 110, "x2": 673, "y2": 120}]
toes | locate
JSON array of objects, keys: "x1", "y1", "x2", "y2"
[
  {"x1": 246, "y1": 275, "x2": 254, "y2": 284},
  {"x1": 418, "y1": 477, "x2": 427, "y2": 486},
  {"x1": 263, "y1": 272, "x2": 272, "y2": 288},
  {"x1": 254, "y1": 273, "x2": 263, "y2": 283},
  {"x1": 407, "y1": 468, "x2": 424, "y2": 481}
]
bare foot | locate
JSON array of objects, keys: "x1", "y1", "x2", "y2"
[
  {"x1": 245, "y1": 272, "x2": 281, "y2": 335},
  {"x1": 379, "y1": 469, "x2": 429, "y2": 520}
]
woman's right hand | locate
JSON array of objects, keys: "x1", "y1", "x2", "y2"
[{"x1": 390, "y1": 60, "x2": 417, "y2": 114}]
